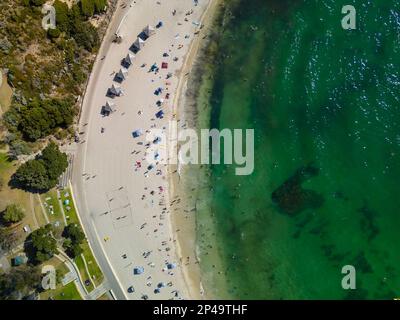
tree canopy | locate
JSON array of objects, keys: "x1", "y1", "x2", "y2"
[
  {"x1": 0, "y1": 227, "x2": 20, "y2": 251},
  {"x1": 0, "y1": 266, "x2": 41, "y2": 300},
  {"x1": 13, "y1": 142, "x2": 68, "y2": 191},
  {"x1": 30, "y1": 224, "x2": 57, "y2": 263},
  {"x1": 63, "y1": 223, "x2": 85, "y2": 258},
  {"x1": 3, "y1": 204, "x2": 25, "y2": 224},
  {"x1": 17, "y1": 99, "x2": 74, "y2": 141}
]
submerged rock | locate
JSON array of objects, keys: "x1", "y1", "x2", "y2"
[{"x1": 271, "y1": 163, "x2": 324, "y2": 215}]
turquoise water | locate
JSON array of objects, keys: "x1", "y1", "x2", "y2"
[{"x1": 196, "y1": 0, "x2": 400, "y2": 299}]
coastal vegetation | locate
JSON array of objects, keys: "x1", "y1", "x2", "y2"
[
  {"x1": 2, "y1": 203, "x2": 25, "y2": 224},
  {"x1": 0, "y1": 0, "x2": 107, "y2": 148},
  {"x1": 0, "y1": 265, "x2": 41, "y2": 299},
  {"x1": 28, "y1": 224, "x2": 57, "y2": 263},
  {"x1": 62, "y1": 223, "x2": 85, "y2": 258},
  {"x1": 0, "y1": 0, "x2": 111, "y2": 299},
  {"x1": 12, "y1": 142, "x2": 68, "y2": 191}
]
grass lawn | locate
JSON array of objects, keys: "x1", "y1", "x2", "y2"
[
  {"x1": 0, "y1": 152, "x2": 39, "y2": 243},
  {"x1": 54, "y1": 282, "x2": 82, "y2": 300},
  {"x1": 41, "y1": 189, "x2": 65, "y2": 237},
  {"x1": 60, "y1": 188, "x2": 79, "y2": 225},
  {"x1": 39, "y1": 257, "x2": 82, "y2": 300},
  {"x1": 74, "y1": 254, "x2": 94, "y2": 292},
  {"x1": 81, "y1": 241, "x2": 104, "y2": 286},
  {"x1": 60, "y1": 187, "x2": 104, "y2": 289}
]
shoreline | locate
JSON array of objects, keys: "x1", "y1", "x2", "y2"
[
  {"x1": 168, "y1": 0, "x2": 229, "y2": 300},
  {"x1": 167, "y1": 0, "x2": 221, "y2": 300}
]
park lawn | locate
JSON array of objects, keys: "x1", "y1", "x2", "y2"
[
  {"x1": 0, "y1": 73, "x2": 13, "y2": 114},
  {"x1": 74, "y1": 254, "x2": 94, "y2": 292},
  {"x1": 54, "y1": 282, "x2": 82, "y2": 300},
  {"x1": 0, "y1": 152, "x2": 39, "y2": 242},
  {"x1": 60, "y1": 188, "x2": 79, "y2": 225},
  {"x1": 41, "y1": 189, "x2": 65, "y2": 237},
  {"x1": 81, "y1": 241, "x2": 104, "y2": 286},
  {"x1": 33, "y1": 195, "x2": 47, "y2": 227},
  {"x1": 39, "y1": 258, "x2": 82, "y2": 300},
  {"x1": 60, "y1": 187, "x2": 105, "y2": 287}
]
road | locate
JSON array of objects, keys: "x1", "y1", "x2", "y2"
[{"x1": 71, "y1": 0, "x2": 134, "y2": 300}]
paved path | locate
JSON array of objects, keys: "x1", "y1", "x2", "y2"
[
  {"x1": 86, "y1": 281, "x2": 110, "y2": 300},
  {"x1": 55, "y1": 252, "x2": 88, "y2": 299}
]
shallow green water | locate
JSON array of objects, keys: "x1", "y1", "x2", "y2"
[{"x1": 198, "y1": 0, "x2": 400, "y2": 299}]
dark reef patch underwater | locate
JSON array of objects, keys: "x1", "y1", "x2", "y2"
[{"x1": 197, "y1": 0, "x2": 400, "y2": 299}]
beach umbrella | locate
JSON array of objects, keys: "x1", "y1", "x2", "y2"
[{"x1": 133, "y1": 37, "x2": 145, "y2": 51}]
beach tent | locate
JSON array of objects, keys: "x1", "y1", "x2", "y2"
[
  {"x1": 166, "y1": 263, "x2": 176, "y2": 270},
  {"x1": 101, "y1": 101, "x2": 115, "y2": 116},
  {"x1": 133, "y1": 37, "x2": 145, "y2": 51},
  {"x1": 144, "y1": 25, "x2": 156, "y2": 37},
  {"x1": 109, "y1": 84, "x2": 123, "y2": 96},
  {"x1": 115, "y1": 67, "x2": 128, "y2": 81},
  {"x1": 133, "y1": 266, "x2": 144, "y2": 275},
  {"x1": 132, "y1": 129, "x2": 143, "y2": 138},
  {"x1": 123, "y1": 53, "x2": 135, "y2": 67},
  {"x1": 155, "y1": 110, "x2": 164, "y2": 119}
]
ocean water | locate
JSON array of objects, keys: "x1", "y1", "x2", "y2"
[{"x1": 195, "y1": 0, "x2": 400, "y2": 299}]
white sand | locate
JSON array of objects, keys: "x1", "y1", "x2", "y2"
[{"x1": 72, "y1": 0, "x2": 214, "y2": 300}]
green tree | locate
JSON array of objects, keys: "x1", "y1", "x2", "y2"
[
  {"x1": 13, "y1": 159, "x2": 49, "y2": 190},
  {"x1": 72, "y1": 20, "x2": 99, "y2": 52},
  {"x1": 63, "y1": 224, "x2": 85, "y2": 258},
  {"x1": 18, "y1": 99, "x2": 73, "y2": 141},
  {"x1": 64, "y1": 224, "x2": 85, "y2": 244},
  {"x1": 94, "y1": 0, "x2": 107, "y2": 13},
  {"x1": 0, "y1": 265, "x2": 41, "y2": 300},
  {"x1": 80, "y1": 0, "x2": 95, "y2": 17},
  {"x1": 3, "y1": 204, "x2": 25, "y2": 224},
  {"x1": 70, "y1": 243, "x2": 83, "y2": 257},
  {"x1": 13, "y1": 143, "x2": 68, "y2": 191},
  {"x1": 47, "y1": 28, "x2": 61, "y2": 39},
  {"x1": 39, "y1": 142, "x2": 68, "y2": 182},
  {"x1": 0, "y1": 227, "x2": 20, "y2": 251},
  {"x1": 53, "y1": 0, "x2": 70, "y2": 34},
  {"x1": 29, "y1": 0, "x2": 45, "y2": 6},
  {"x1": 30, "y1": 224, "x2": 57, "y2": 263}
]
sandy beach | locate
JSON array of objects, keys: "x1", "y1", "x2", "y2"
[{"x1": 72, "y1": 0, "x2": 219, "y2": 300}]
